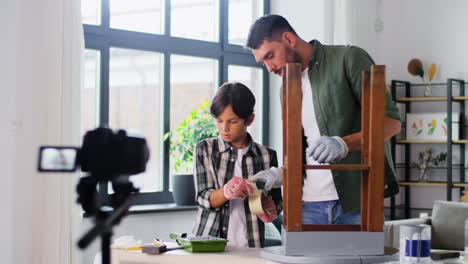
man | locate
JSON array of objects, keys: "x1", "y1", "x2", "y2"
[
  {"x1": 248, "y1": 15, "x2": 401, "y2": 224},
  {"x1": 193, "y1": 82, "x2": 282, "y2": 247}
]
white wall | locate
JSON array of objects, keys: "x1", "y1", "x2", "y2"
[
  {"x1": 3, "y1": 0, "x2": 82, "y2": 263},
  {"x1": 356, "y1": 0, "x2": 468, "y2": 82},
  {"x1": 0, "y1": 0, "x2": 17, "y2": 263}
]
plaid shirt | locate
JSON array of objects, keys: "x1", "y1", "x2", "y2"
[{"x1": 192, "y1": 134, "x2": 282, "y2": 248}]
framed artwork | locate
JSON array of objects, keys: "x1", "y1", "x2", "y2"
[{"x1": 406, "y1": 113, "x2": 459, "y2": 140}]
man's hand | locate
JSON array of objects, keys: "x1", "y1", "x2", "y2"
[
  {"x1": 307, "y1": 136, "x2": 349, "y2": 164},
  {"x1": 250, "y1": 167, "x2": 283, "y2": 192},
  {"x1": 257, "y1": 195, "x2": 278, "y2": 223},
  {"x1": 223, "y1": 177, "x2": 254, "y2": 200}
]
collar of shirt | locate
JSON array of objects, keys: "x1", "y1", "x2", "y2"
[
  {"x1": 216, "y1": 133, "x2": 259, "y2": 157},
  {"x1": 307, "y1": 39, "x2": 322, "y2": 69}
]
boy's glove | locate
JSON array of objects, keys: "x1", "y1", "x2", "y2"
[
  {"x1": 223, "y1": 177, "x2": 254, "y2": 200},
  {"x1": 257, "y1": 195, "x2": 278, "y2": 223}
]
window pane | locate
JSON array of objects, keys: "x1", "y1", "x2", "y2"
[
  {"x1": 82, "y1": 49, "x2": 100, "y2": 135},
  {"x1": 109, "y1": 48, "x2": 163, "y2": 193},
  {"x1": 110, "y1": 0, "x2": 163, "y2": 34},
  {"x1": 170, "y1": 55, "x2": 218, "y2": 178},
  {"x1": 228, "y1": 65, "x2": 263, "y2": 142},
  {"x1": 171, "y1": 0, "x2": 218, "y2": 41},
  {"x1": 82, "y1": 0, "x2": 101, "y2": 25},
  {"x1": 228, "y1": 0, "x2": 263, "y2": 46}
]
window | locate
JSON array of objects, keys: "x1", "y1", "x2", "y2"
[
  {"x1": 169, "y1": 55, "x2": 218, "y2": 181},
  {"x1": 110, "y1": 0, "x2": 164, "y2": 34},
  {"x1": 81, "y1": 0, "x2": 101, "y2": 25},
  {"x1": 228, "y1": 0, "x2": 263, "y2": 46},
  {"x1": 109, "y1": 48, "x2": 163, "y2": 193},
  {"x1": 171, "y1": 0, "x2": 218, "y2": 41},
  {"x1": 82, "y1": 49, "x2": 100, "y2": 135},
  {"x1": 82, "y1": 0, "x2": 269, "y2": 205}
]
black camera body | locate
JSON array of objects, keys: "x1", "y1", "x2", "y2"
[
  {"x1": 38, "y1": 127, "x2": 149, "y2": 178},
  {"x1": 80, "y1": 127, "x2": 149, "y2": 179}
]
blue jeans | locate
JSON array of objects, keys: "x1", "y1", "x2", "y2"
[{"x1": 302, "y1": 200, "x2": 360, "y2": 224}]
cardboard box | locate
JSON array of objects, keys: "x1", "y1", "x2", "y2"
[{"x1": 406, "y1": 112, "x2": 459, "y2": 140}]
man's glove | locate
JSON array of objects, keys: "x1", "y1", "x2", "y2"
[
  {"x1": 250, "y1": 167, "x2": 283, "y2": 192},
  {"x1": 307, "y1": 136, "x2": 349, "y2": 164},
  {"x1": 223, "y1": 177, "x2": 254, "y2": 200},
  {"x1": 257, "y1": 195, "x2": 278, "y2": 223}
]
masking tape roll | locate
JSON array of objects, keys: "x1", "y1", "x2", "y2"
[{"x1": 248, "y1": 182, "x2": 265, "y2": 215}]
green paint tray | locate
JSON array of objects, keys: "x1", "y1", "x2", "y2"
[{"x1": 169, "y1": 232, "x2": 227, "y2": 253}]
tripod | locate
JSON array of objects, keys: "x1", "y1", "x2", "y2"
[{"x1": 76, "y1": 175, "x2": 138, "y2": 264}]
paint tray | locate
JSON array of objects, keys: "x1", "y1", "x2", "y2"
[{"x1": 169, "y1": 232, "x2": 227, "y2": 253}]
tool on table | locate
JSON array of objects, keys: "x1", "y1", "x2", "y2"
[
  {"x1": 169, "y1": 232, "x2": 227, "y2": 253},
  {"x1": 141, "y1": 238, "x2": 184, "y2": 255}
]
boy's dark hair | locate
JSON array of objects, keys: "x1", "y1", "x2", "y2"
[
  {"x1": 246, "y1": 14, "x2": 297, "y2": 49},
  {"x1": 210, "y1": 82, "x2": 255, "y2": 122}
]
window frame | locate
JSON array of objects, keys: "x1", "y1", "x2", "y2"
[{"x1": 83, "y1": 0, "x2": 270, "y2": 205}]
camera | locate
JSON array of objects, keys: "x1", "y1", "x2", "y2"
[
  {"x1": 38, "y1": 127, "x2": 149, "y2": 178},
  {"x1": 37, "y1": 127, "x2": 150, "y2": 264}
]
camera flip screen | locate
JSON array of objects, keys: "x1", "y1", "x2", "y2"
[{"x1": 38, "y1": 146, "x2": 79, "y2": 172}]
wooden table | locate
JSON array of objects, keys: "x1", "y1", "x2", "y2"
[{"x1": 111, "y1": 245, "x2": 280, "y2": 264}]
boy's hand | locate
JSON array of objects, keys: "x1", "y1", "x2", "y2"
[
  {"x1": 223, "y1": 177, "x2": 254, "y2": 200},
  {"x1": 257, "y1": 195, "x2": 277, "y2": 223}
]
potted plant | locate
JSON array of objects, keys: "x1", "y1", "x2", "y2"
[{"x1": 164, "y1": 99, "x2": 218, "y2": 205}]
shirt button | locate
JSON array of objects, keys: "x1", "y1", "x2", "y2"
[
  {"x1": 222, "y1": 227, "x2": 226, "y2": 231},
  {"x1": 230, "y1": 159, "x2": 234, "y2": 162}
]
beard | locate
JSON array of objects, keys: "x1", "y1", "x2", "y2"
[{"x1": 285, "y1": 46, "x2": 302, "y2": 64}]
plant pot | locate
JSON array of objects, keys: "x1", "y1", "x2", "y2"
[{"x1": 172, "y1": 174, "x2": 196, "y2": 206}]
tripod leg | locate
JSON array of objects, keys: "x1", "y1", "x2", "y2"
[{"x1": 102, "y1": 231, "x2": 111, "y2": 264}]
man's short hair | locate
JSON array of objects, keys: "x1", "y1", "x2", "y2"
[
  {"x1": 210, "y1": 82, "x2": 255, "y2": 122},
  {"x1": 246, "y1": 14, "x2": 297, "y2": 49}
]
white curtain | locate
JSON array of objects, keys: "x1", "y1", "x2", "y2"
[
  {"x1": 5, "y1": 0, "x2": 84, "y2": 263},
  {"x1": 324, "y1": 0, "x2": 358, "y2": 45}
]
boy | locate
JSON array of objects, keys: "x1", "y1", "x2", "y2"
[{"x1": 192, "y1": 82, "x2": 282, "y2": 248}]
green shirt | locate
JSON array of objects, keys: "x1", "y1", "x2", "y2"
[{"x1": 297, "y1": 40, "x2": 401, "y2": 213}]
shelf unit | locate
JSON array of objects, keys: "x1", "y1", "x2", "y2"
[{"x1": 390, "y1": 79, "x2": 466, "y2": 219}]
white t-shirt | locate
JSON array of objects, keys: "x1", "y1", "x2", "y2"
[
  {"x1": 301, "y1": 68, "x2": 339, "y2": 202},
  {"x1": 227, "y1": 147, "x2": 249, "y2": 247}
]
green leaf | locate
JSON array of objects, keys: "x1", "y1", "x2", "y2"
[
  {"x1": 166, "y1": 99, "x2": 218, "y2": 172},
  {"x1": 428, "y1": 127, "x2": 435, "y2": 135}
]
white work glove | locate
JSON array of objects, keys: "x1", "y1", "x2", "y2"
[
  {"x1": 250, "y1": 167, "x2": 283, "y2": 192},
  {"x1": 307, "y1": 136, "x2": 349, "y2": 164}
]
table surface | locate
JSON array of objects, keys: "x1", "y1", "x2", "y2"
[
  {"x1": 112, "y1": 245, "x2": 280, "y2": 264},
  {"x1": 111, "y1": 245, "x2": 465, "y2": 264}
]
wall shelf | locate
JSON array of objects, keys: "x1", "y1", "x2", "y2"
[{"x1": 390, "y1": 78, "x2": 466, "y2": 220}]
